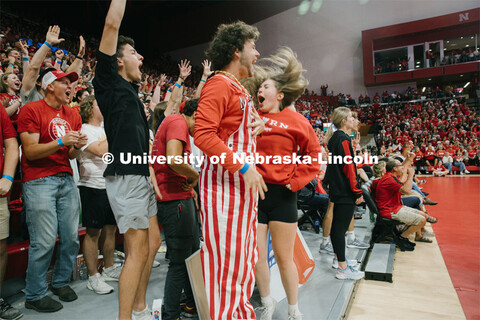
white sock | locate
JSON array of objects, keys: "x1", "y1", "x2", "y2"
[
  {"x1": 132, "y1": 306, "x2": 148, "y2": 315},
  {"x1": 261, "y1": 295, "x2": 272, "y2": 305},
  {"x1": 288, "y1": 303, "x2": 300, "y2": 315},
  {"x1": 347, "y1": 231, "x2": 355, "y2": 242},
  {"x1": 322, "y1": 236, "x2": 330, "y2": 243}
]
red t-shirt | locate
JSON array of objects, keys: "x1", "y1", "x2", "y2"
[
  {"x1": 152, "y1": 114, "x2": 193, "y2": 202},
  {"x1": 436, "y1": 150, "x2": 445, "y2": 158},
  {"x1": 414, "y1": 151, "x2": 423, "y2": 162},
  {"x1": 17, "y1": 99, "x2": 81, "y2": 182},
  {"x1": 0, "y1": 107, "x2": 17, "y2": 197},
  {"x1": 372, "y1": 172, "x2": 403, "y2": 219},
  {"x1": 468, "y1": 150, "x2": 476, "y2": 158},
  {"x1": 256, "y1": 109, "x2": 321, "y2": 192},
  {"x1": 424, "y1": 149, "x2": 436, "y2": 160}
]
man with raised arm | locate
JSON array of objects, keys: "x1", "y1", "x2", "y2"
[
  {"x1": 193, "y1": 21, "x2": 266, "y2": 320},
  {"x1": 94, "y1": 1, "x2": 161, "y2": 319}
]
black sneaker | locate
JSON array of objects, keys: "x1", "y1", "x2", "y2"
[
  {"x1": 0, "y1": 299, "x2": 23, "y2": 320},
  {"x1": 182, "y1": 304, "x2": 198, "y2": 318},
  {"x1": 25, "y1": 296, "x2": 63, "y2": 313},
  {"x1": 394, "y1": 234, "x2": 414, "y2": 251},
  {"x1": 50, "y1": 285, "x2": 78, "y2": 302}
]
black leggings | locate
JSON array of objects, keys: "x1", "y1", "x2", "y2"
[{"x1": 330, "y1": 203, "x2": 355, "y2": 262}]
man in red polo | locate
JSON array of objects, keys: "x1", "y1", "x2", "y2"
[
  {"x1": 372, "y1": 159, "x2": 436, "y2": 251},
  {"x1": 18, "y1": 70, "x2": 87, "y2": 313}
]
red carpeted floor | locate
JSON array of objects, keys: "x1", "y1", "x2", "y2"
[{"x1": 422, "y1": 176, "x2": 480, "y2": 320}]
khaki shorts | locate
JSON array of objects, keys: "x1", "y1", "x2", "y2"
[
  {"x1": 391, "y1": 206, "x2": 424, "y2": 226},
  {"x1": 0, "y1": 197, "x2": 9, "y2": 240}
]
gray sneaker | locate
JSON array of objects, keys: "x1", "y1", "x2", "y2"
[
  {"x1": 0, "y1": 299, "x2": 23, "y2": 320},
  {"x1": 319, "y1": 241, "x2": 334, "y2": 255},
  {"x1": 346, "y1": 237, "x2": 369, "y2": 249}
]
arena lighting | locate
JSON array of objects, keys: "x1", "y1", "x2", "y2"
[
  {"x1": 460, "y1": 74, "x2": 464, "y2": 77},
  {"x1": 298, "y1": 0, "x2": 311, "y2": 15},
  {"x1": 428, "y1": 78, "x2": 432, "y2": 81},
  {"x1": 461, "y1": 37, "x2": 463, "y2": 39},
  {"x1": 311, "y1": 0, "x2": 323, "y2": 13},
  {"x1": 422, "y1": 87, "x2": 426, "y2": 92},
  {"x1": 466, "y1": 44, "x2": 470, "y2": 47},
  {"x1": 464, "y1": 82, "x2": 471, "y2": 88},
  {"x1": 447, "y1": 41, "x2": 449, "y2": 43}
]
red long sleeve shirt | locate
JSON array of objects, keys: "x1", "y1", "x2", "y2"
[{"x1": 256, "y1": 108, "x2": 321, "y2": 192}]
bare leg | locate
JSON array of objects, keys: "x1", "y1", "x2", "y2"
[
  {"x1": 322, "y1": 201, "x2": 333, "y2": 237},
  {"x1": 270, "y1": 221, "x2": 298, "y2": 305},
  {"x1": 255, "y1": 223, "x2": 270, "y2": 298},
  {"x1": 83, "y1": 228, "x2": 101, "y2": 276},
  {"x1": 118, "y1": 228, "x2": 149, "y2": 320},
  {"x1": 102, "y1": 225, "x2": 117, "y2": 269},
  {"x1": 132, "y1": 216, "x2": 161, "y2": 312}
]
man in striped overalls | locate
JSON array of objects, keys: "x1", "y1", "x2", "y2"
[{"x1": 194, "y1": 21, "x2": 267, "y2": 320}]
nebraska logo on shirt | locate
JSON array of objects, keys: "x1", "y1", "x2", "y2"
[{"x1": 48, "y1": 117, "x2": 72, "y2": 140}]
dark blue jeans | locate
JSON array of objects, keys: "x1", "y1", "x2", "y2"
[
  {"x1": 157, "y1": 198, "x2": 199, "y2": 320},
  {"x1": 301, "y1": 193, "x2": 329, "y2": 213}
]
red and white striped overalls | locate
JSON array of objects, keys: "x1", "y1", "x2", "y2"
[{"x1": 199, "y1": 75, "x2": 258, "y2": 320}]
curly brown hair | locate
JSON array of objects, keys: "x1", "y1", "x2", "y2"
[
  {"x1": 206, "y1": 21, "x2": 259, "y2": 71},
  {"x1": 79, "y1": 95, "x2": 96, "y2": 123}
]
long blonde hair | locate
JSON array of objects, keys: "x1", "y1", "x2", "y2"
[
  {"x1": 324, "y1": 107, "x2": 351, "y2": 144},
  {"x1": 242, "y1": 47, "x2": 308, "y2": 110}
]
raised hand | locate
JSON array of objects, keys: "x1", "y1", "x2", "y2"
[
  {"x1": 77, "y1": 35, "x2": 85, "y2": 58},
  {"x1": 202, "y1": 59, "x2": 213, "y2": 77},
  {"x1": 19, "y1": 39, "x2": 29, "y2": 56},
  {"x1": 55, "y1": 50, "x2": 64, "y2": 60},
  {"x1": 178, "y1": 59, "x2": 191, "y2": 80},
  {"x1": 45, "y1": 25, "x2": 65, "y2": 46},
  {"x1": 157, "y1": 74, "x2": 167, "y2": 87}
]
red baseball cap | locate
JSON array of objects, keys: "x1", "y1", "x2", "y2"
[
  {"x1": 179, "y1": 101, "x2": 186, "y2": 114},
  {"x1": 41, "y1": 70, "x2": 79, "y2": 90}
]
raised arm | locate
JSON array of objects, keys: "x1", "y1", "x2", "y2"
[
  {"x1": 66, "y1": 36, "x2": 85, "y2": 74},
  {"x1": 22, "y1": 26, "x2": 65, "y2": 95},
  {"x1": 164, "y1": 59, "x2": 191, "y2": 117},
  {"x1": 19, "y1": 39, "x2": 30, "y2": 75},
  {"x1": 149, "y1": 74, "x2": 166, "y2": 111},
  {"x1": 194, "y1": 59, "x2": 213, "y2": 99},
  {"x1": 99, "y1": 0, "x2": 126, "y2": 55}
]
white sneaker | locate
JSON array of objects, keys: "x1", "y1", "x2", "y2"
[
  {"x1": 319, "y1": 241, "x2": 334, "y2": 255},
  {"x1": 257, "y1": 296, "x2": 277, "y2": 320},
  {"x1": 332, "y1": 257, "x2": 359, "y2": 269},
  {"x1": 335, "y1": 266, "x2": 365, "y2": 280},
  {"x1": 465, "y1": 169, "x2": 470, "y2": 174},
  {"x1": 152, "y1": 260, "x2": 160, "y2": 268},
  {"x1": 288, "y1": 309, "x2": 303, "y2": 320},
  {"x1": 346, "y1": 237, "x2": 369, "y2": 249},
  {"x1": 102, "y1": 264, "x2": 122, "y2": 282},
  {"x1": 87, "y1": 273, "x2": 114, "y2": 295},
  {"x1": 132, "y1": 306, "x2": 152, "y2": 320}
]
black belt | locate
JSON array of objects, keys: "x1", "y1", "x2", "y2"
[{"x1": 51, "y1": 172, "x2": 71, "y2": 177}]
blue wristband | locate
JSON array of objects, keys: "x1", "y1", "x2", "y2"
[
  {"x1": 239, "y1": 163, "x2": 250, "y2": 175},
  {"x1": 175, "y1": 82, "x2": 182, "y2": 88},
  {"x1": 2, "y1": 175, "x2": 13, "y2": 182},
  {"x1": 56, "y1": 60, "x2": 62, "y2": 64},
  {"x1": 167, "y1": 89, "x2": 172, "y2": 93},
  {"x1": 44, "y1": 41, "x2": 54, "y2": 51},
  {"x1": 57, "y1": 138, "x2": 65, "y2": 147},
  {"x1": 200, "y1": 79, "x2": 206, "y2": 83},
  {"x1": 23, "y1": 57, "x2": 29, "y2": 61},
  {"x1": 8, "y1": 64, "x2": 14, "y2": 68}
]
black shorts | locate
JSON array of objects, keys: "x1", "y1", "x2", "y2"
[
  {"x1": 79, "y1": 186, "x2": 116, "y2": 229},
  {"x1": 258, "y1": 183, "x2": 298, "y2": 224}
]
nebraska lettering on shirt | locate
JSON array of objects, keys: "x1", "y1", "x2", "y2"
[
  {"x1": 262, "y1": 116, "x2": 289, "y2": 129},
  {"x1": 17, "y1": 99, "x2": 81, "y2": 182}
]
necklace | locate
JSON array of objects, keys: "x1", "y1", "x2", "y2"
[{"x1": 215, "y1": 70, "x2": 250, "y2": 96}]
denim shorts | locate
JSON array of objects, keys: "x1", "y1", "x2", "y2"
[{"x1": 105, "y1": 174, "x2": 157, "y2": 234}]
